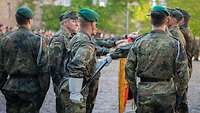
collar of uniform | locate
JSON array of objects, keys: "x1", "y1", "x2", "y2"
[
  {"x1": 59, "y1": 28, "x2": 72, "y2": 39},
  {"x1": 169, "y1": 26, "x2": 179, "y2": 31},
  {"x1": 80, "y1": 30, "x2": 92, "y2": 41},
  {"x1": 151, "y1": 29, "x2": 166, "y2": 33},
  {"x1": 18, "y1": 26, "x2": 30, "y2": 31}
]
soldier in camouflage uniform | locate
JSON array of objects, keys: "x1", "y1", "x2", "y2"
[
  {"x1": 175, "y1": 8, "x2": 193, "y2": 113},
  {"x1": 167, "y1": 8, "x2": 190, "y2": 113},
  {"x1": 48, "y1": 11, "x2": 79, "y2": 113},
  {"x1": 177, "y1": 8, "x2": 193, "y2": 77},
  {"x1": 125, "y1": 6, "x2": 189, "y2": 113},
  {"x1": 168, "y1": 8, "x2": 186, "y2": 47},
  {"x1": 87, "y1": 32, "x2": 126, "y2": 113},
  {"x1": 60, "y1": 8, "x2": 99, "y2": 113},
  {"x1": 0, "y1": 6, "x2": 49, "y2": 113}
]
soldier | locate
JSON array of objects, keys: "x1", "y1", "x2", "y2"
[
  {"x1": 59, "y1": 8, "x2": 98, "y2": 113},
  {"x1": 176, "y1": 8, "x2": 193, "y2": 76},
  {"x1": 167, "y1": 8, "x2": 190, "y2": 113},
  {"x1": 125, "y1": 5, "x2": 189, "y2": 113},
  {"x1": 0, "y1": 6, "x2": 49, "y2": 113},
  {"x1": 168, "y1": 8, "x2": 186, "y2": 47},
  {"x1": 175, "y1": 8, "x2": 193, "y2": 113},
  {"x1": 48, "y1": 11, "x2": 79, "y2": 113}
]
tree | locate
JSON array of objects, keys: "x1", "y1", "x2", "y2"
[
  {"x1": 18, "y1": 0, "x2": 200, "y2": 37},
  {"x1": 167, "y1": 0, "x2": 200, "y2": 38}
]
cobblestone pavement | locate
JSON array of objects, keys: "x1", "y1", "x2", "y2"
[{"x1": 0, "y1": 61, "x2": 200, "y2": 113}]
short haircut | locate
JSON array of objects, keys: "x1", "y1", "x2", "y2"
[
  {"x1": 15, "y1": 14, "x2": 31, "y2": 25},
  {"x1": 79, "y1": 17, "x2": 90, "y2": 27},
  {"x1": 150, "y1": 12, "x2": 167, "y2": 27}
]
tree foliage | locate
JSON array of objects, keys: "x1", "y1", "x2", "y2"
[
  {"x1": 18, "y1": 0, "x2": 35, "y2": 12},
  {"x1": 42, "y1": 5, "x2": 66, "y2": 30},
  {"x1": 42, "y1": 0, "x2": 127, "y2": 34},
  {"x1": 167, "y1": 0, "x2": 200, "y2": 38},
  {"x1": 19, "y1": 0, "x2": 200, "y2": 37}
]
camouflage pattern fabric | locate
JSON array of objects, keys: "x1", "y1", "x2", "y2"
[
  {"x1": 95, "y1": 46, "x2": 109, "y2": 56},
  {"x1": 110, "y1": 42, "x2": 133, "y2": 59},
  {"x1": 170, "y1": 26, "x2": 191, "y2": 113},
  {"x1": 48, "y1": 28, "x2": 72, "y2": 113},
  {"x1": 0, "y1": 26, "x2": 49, "y2": 113},
  {"x1": 87, "y1": 38, "x2": 115, "y2": 112},
  {"x1": 125, "y1": 30, "x2": 189, "y2": 113},
  {"x1": 94, "y1": 38, "x2": 116, "y2": 48},
  {"x1": 63, "y1": 31, "x2": 97, "y2": 113},
  {"x1": 57, "y1": 78, "x2": 86, "y2": 113},
  {"x1": 86, "y1": 79, "x2": 99, "y2": 113},
  {"x1": 2, "y1": 90, "x2": 43, "y2": 113},
  {"x1": 180, "y1": 26, "x2": 193, "y2": 77},
  {"x1": 169, "y1": 26, "x2": 186, "y2": 47},
  {"x1": 178, "y1": 26, "x2": 194, "y2": 113},
  {"x1": 110, "y1": 33, "x2": 148, "y2": 59}
]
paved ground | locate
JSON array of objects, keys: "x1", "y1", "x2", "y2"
[{"x1": 0, "y1": 60, "x2": 200, "y2": 113}]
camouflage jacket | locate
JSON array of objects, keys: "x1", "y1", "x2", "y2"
[
  {"x1": 93, "y1": 38, "x2": 116, "y2": 48},
  {"x1": 48, "y1": 29, "x2": 71, "y2": 85},
  {"x1": 110, "y1": 33, "x2": 148, "y2": 59},
  {"x1": 95, "y1": 45, "x2": 110, "y2": 56},
  {"x1": 65, "y1": 31, "x2": 96, "y2": 80},
  {"x1": 90, "y1": 38, "x2": 109, "y2": 56},
  {"x1": 110, "y1": 42, "x2": 133, "y2": 59},
  {"x1": 169, "y1": 26, "x2": 186, "y2": 47},
  {"x1": 180, "y1": 26, "x2": 193, "y2": 76},
  {"x1": 0, "y1": 26, "x2": 48, "y2": 93},
  {"x1": 125, "y1": 30, "x2": 189, "y2": 97}
]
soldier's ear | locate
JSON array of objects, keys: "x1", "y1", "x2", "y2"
[
  {"x1": 165, "y1": 16, "x2": 170, "y2": 25},
  {"x1": 26, "y1": 19, "x2": 33, "y2": 29}
]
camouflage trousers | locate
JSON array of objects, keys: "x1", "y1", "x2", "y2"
[
  {"x1": 2, "y1": 90, "x2": 44, "y2": 113},
  {"x1": 86, "y1": 79, "x2": 99, "y2": 113},
  {"x1": 56, "y1": 78, "x2": 99, "y2": 113},
  {"x1": 57, "y1": 78, "x2": 86, "y2": 113},
  {"x1": 176, "y1": 88, "x2": 189, "y2": 113},
  {"x1": 136, "y1": 93, "x2": 176, "y2": 113}
]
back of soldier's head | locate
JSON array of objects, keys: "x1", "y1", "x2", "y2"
[
  {"x1": 15, "y1": 6, "x2": 33, "y2": 25},
  {"x1": 175, "y1": 8, "x2": 191, "y2": 27},
  {"x1": 150, "y1": 5, "x2": 169, "y2": 27},
  {"x1": 168, "y1": 8, "x2": 183, "y2": 22}
]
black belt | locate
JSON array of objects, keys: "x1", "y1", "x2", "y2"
[{"x1": 140, "y1": 77, "x2": 170, "y2": 82}]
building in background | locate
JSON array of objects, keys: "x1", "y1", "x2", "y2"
[
  {"x1": 54, "y1": 0, "x2": 71, "y2": 7},
  {"x1": 0, "y1": 0, "x2": 20, "y2": 27}
]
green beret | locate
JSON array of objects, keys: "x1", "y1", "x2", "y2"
[
  {"x1": 168, "y1": 8, "x2": 183, "y2": 21},
  {"x1": 79, "y1": 8, "x2": 99, "y2": 22},
  {"x1": 151, "y1": 5, "x2": 169, "y2": 16},
  {"x1": 16, "y1": 6, "x2": 33, "y2": 19},
  {"x1": 59, "y1": 11, "x2": 78, "y2": 22}
]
